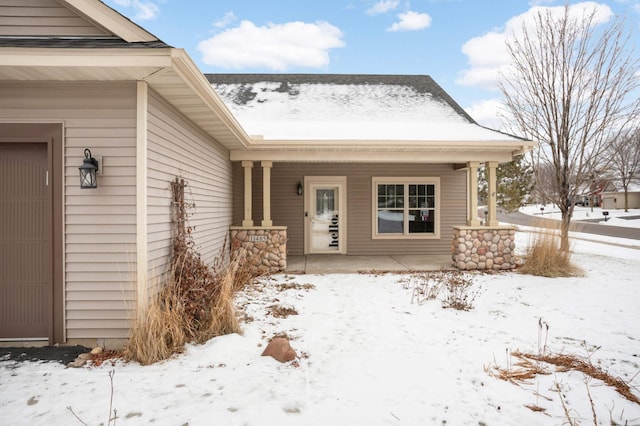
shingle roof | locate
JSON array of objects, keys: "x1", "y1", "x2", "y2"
[
  {"x1": 205, "y1": 73, "x2": 532, "y2": 142},
  {"x1": 207, "y1": 74, "x2": 476, "y2": 124},
  {"x1": 0, "y1": 37, "x2": 171, "y2": 49}
]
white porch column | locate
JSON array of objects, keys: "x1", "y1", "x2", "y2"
[
  {"x1": 467, "y1": 161, "x2": 480, "y2": 226},
  {"x1": 486, "y1": 161, "x2": 499, "y2": 226},
  {"x1": 261, "y1": 161, "x2": 273, "y2": 227},
  {"x1": 242, "y1": 160, "x2": 253, "y2": 227}
]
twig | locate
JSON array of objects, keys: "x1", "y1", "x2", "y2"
[
  {"x1": 108, "y1": 370, "x2": 115, "y2": 425},
  {"x1": 67, "y1": 406, "x2": 89, "y2": 426},
  {"x1": 584, "y1": 377, "x2": 597, "y2": 425},
  {"x1": 554, "y1": 380, "x2": 576, "y2": 426}
]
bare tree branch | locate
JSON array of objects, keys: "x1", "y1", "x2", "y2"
[
  {"x1": 605, "y1": 128, "x2": 640, "y2": 211},
  {"x1": 499, "y1": 4, "x2": 640, "y2": 249}
]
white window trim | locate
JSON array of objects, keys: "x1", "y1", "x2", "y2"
[{"x1": 371, "y1": 177, "x2": 440, "y2": 240}]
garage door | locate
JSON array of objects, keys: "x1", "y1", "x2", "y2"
[{"x1": 0, "y1": 143, "x2": 50, "y2": 340}]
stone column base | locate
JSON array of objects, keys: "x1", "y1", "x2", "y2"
[
  {"x1": 230, "y1": 226, "x2": 287, "y2": 274},
  {"x1": 452, "y1": 226, "x2": 517, "y2": 270}
]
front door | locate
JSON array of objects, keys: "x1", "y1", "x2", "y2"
[
  {"x1": 0, "y1": 142, "x2": 51, "y2": 340},
  {"x1": 304, "y1": 177, "x2": 346, "y2": 254}
]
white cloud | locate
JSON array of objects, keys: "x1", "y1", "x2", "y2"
[
  {"x1": 366, "y1": 0, "x2": 400, "y2": 15},
  {"x1": 213, "y1": 11, "x2": 237, "y2": 29},
  {"x1": 112, "y1": 0, "x2": 160, "y2": 20},
  {"x1": 457, "y1": 2, "x2": 613, "y2": 90},
  {"x1": 197, "y1": 20, "x2": 345, "y2": 71},
  {"x1": 465, "y1": 98, "x2": 508, "y2": 129},
  {"x1": 528, "y1": 0, "x2": 554, "y2": 5},
  {"x1": 387, "y1": 11, "x2": 432, "y2": 32}
]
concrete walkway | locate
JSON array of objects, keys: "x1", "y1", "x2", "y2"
[{"x1": 286, "y1": 254, "x2": 453, "y2": 274}]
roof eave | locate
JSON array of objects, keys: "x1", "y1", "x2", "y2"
[
  {"x1": 229, "y1": 139, "x2": 537, "y2": 163},
  {"x1": 0, "y1": 46, "x2": 252, "y2": 150}
]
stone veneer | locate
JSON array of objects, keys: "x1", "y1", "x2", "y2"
[
  {"x1": 230, "y1": 227, "x2": 287, "y2": 274},
  {"x1": 452, "y1": 226, "x2": 517, "y2": 270}
]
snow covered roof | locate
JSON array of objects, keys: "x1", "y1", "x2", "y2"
[{"x1": 208, "y1": 74, "x2": 526, "y2": 143}]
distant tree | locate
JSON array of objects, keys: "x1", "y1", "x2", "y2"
[
  {"x1": 497, "y1": 158, "x2": 534, "y2": 212},
  {"x1": 606, "y1": 128, "x2": 640, "y2": 211},
  {"x1": 500, "y1": 4, "x2": 640, "y2": 250},
  {"x1": 478, "y1": 158, "x2": 534, "y2": 214},
  {"x1": 529, "y1": 162, "x2": 556, "y2": 205}
]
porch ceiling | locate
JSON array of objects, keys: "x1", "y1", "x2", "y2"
[{"x1": 0, "y1": 47, "x2": 251, "y2": 151}]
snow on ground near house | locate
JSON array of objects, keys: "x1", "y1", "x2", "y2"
[
  {"x1": 2, "y1": 233, "x2": 640, "y2": 426},
  {"x1": 521, "y1": 204, "x2": 640, "y2": 229}
]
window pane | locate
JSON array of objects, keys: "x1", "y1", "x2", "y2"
[
  {"x1": 378, "y1": 184, "x2": 404, "y2": 208},
  {"x1": 316, "y1": 189, "x2": 335, "y2": 215},
  {"x1": 408, "y1": 208, "x2": 435, "y2": 233},
  {"x1": 377, "y1": 210, "x2": 404, "y2": 233}
]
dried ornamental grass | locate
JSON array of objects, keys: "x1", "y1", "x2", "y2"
[{"x1": 519, "y1": 221, "x2": 582, "y2": 277}]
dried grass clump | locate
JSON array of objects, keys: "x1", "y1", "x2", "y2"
[
  {"x1": 124, "y1": 177, "x2": 257, "y2": 365},
  {"x1": 519, "y1": 223, "x2": 582, "y2": 277},
  {"x1": 268, "y1": 304, "x2": 298, "y2": 318},
  {"x1": 517, "y1": 352, "x2": 640, "y2": 404},
  {"x1": 124, "y1": 287, "x2": 187, "y2": 365}
]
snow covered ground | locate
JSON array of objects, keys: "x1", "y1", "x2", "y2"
[
  {"x1": 521, "y1": 204, "x2": 640, "y2": 228},
  {"x1": 1, "y1": 228, "x2": 639, "y2": 426}
]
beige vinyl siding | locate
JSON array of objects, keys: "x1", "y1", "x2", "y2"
[
  {"x1": 0, "y1": 81, "x2": 137, "y2": 340},
  {"x1": 146, "y1": 89, "x2": 232, "y2": 289},
  {"x1": 0, "y1": 0, "x2": 111, "y2": 37},
  {"x1": 234, "y1": 162, "x2": 466, "y2": 256}
]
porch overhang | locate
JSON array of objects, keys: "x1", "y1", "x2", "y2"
[{"x1": 230, "y1": 140, "x2": 535, "y2": 163}]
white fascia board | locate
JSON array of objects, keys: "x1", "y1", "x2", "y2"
[
  {"x1": 167, "y1": 49, "x2": 252, "y2": 147},
  {"x1": 246, "y1": 139, "x2": 537, "y2": 150},
  {"x1": 60, "y1": 0, "x2": 157, "y2": 42},
  {"x1": 0, "y1": 47, "x2": 173, "y2": 68},
  {"x1": 229, "y1": 149, "x2": 517, "y2": 163}
]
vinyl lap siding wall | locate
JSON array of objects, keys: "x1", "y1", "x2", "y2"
[
  {"x1": 0, "y1": 81, "x2": 138, "y2": 340},
  {"x1": 146, "y1": 90, "x2": 233, "y2": 289},
  {"x1": 234, "y1": 162, "x2": 466, "y2": 256},
  {"x1": 0, "y1": 0, "x2": 110, "y2": 37}
]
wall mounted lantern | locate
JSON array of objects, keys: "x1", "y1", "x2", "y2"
[
  {"x1": 297, "y1": 181, "x2": 303, "y2": 196},
  {"x1": 79, "y1": 148, "x2": 99, "y2": 189}
]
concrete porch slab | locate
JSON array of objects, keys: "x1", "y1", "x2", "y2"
[{"x1": 285, "y1": 254, "x2": 453, "y2": 274}]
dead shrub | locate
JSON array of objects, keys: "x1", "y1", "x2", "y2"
[
  {"x1": 124, "y1": 178, "x2": 254, "y2": 365},
  {"x1": 442, "y1": 272, "x2": 478, "y2": 311},
  {"x1": 519, "y1": 221, "x2": 582, "y2": 277},
  {"x1": 400, "y1": 272, "x2": 444, "y2": 304}
]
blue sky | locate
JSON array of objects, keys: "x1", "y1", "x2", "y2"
[{"x1": 105, "y1": 0, "x2": 639, "y2": 127}]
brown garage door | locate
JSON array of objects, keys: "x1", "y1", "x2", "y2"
[{"x1": 0, "y1": 143, "x2": 51, "y2": 340}]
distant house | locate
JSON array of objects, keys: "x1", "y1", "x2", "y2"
[
  {"x1": 0, "y1": 0, "x2": 535, "y2": 348},
  {"x1": 601, "y1": 181, "x2": 640, "y2": 210}
]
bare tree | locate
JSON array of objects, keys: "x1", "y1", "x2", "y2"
[
  {"x1": 500, "y1": 4, "x2": 640, "y2": 249},
  {"x1": 606, "y1": 128, "x2": 640, "y2": 211}
]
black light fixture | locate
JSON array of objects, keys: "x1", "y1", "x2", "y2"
[
  {"x1": 79, "y1": 148, "x2": 99, "y2": 189},
  {"x1": 297, "y1": 181, "x2": 303, "y2": 196}
]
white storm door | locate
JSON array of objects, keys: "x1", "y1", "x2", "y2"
[{"x1": 305, "y1": 177, "x2": 346, "y2": 254}]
